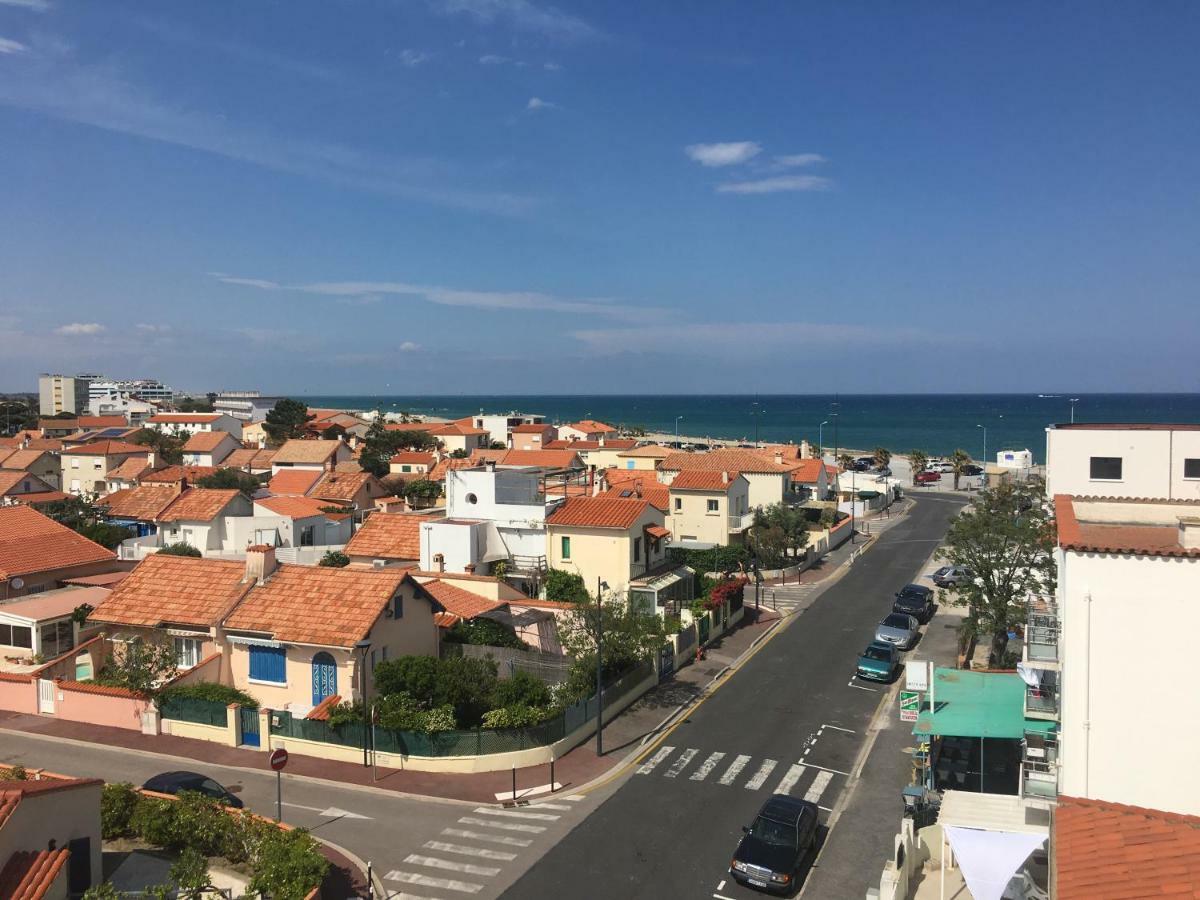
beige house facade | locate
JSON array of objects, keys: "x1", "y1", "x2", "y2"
[
  {"x1": 668, "y1": 472, "x2": 752, "y2": 547},
  {"x1": 546, "y1": 497, "x2": 670, "y2": 596}
]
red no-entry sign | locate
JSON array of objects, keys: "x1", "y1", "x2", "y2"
[{"x1": 270, "y1": 748, "x2": 289, "y2": 771}]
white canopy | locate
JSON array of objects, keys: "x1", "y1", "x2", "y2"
[{"x1": 938, "y1": 791, "x2": 1049, "y2": 900}]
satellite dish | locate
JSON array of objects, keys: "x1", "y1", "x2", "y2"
[{"x1": 10, "y1": 577, "x2": 24, "y2": 590}]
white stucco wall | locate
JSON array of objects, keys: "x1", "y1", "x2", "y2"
[{"x1": 1046, "y1": 427, "x2": 1200, "y2": 500}]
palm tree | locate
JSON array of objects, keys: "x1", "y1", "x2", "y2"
[
  {"x1": 873, "y1": 446, "x2": 892, "y2": 470},
  {"x1": 950, "y1": 448, "x2": 971, "y2": 491},
  {"x1": 838, "y1": 453, "x2": 854, "y2": 472},
  {"x1": 907, "y1": 449, "x2": 928, "y2": 485}
]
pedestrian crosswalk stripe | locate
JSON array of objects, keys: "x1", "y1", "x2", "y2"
[
  {"x1": 385, "y1": 870, "x2": 483, "y2": 893},
  {"x1": 471, "y1": 807, "x2": 560, "y2": 821},
  {"x1": 528, "y1": 802, "x2": 572, "y2": 811},
  {"x1": 637, "y1": 745, "x2": 675, "y2": 775},
  {"x1": 424, "y1": 841, "x2": 518, "y2": 862},
  {"x1": 804, "y1": 770, "x2": 834, "y2": 803},
  {"x1": 774, "y1": 763, "x2": 806, "y2": 796},
  {"x1": 718, "y1": 754, "x2": 752, "y2": 785},
  {"x1": 458, "y1": 816, "x2": 546, "y2": 834},
  {"x1": 442, "y1": 828, "x2": 532, "y2": 848},
  {"x1": 690, "y1": 751, "x2": 727, "y2": 781},
  {"x1": 564, "y1": 794, "x2": 585, "y2": 801},
  {"x1": 403, "y1": 854, "x2": 501, "y2": 878},
  {"x1": 745, "y1": 759, "x2": 778, "y2": 790},
  {"x1": 664, "y1": 747, "x2": 698, "y2": 778}
]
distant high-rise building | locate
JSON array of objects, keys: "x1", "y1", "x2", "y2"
[
  {"x1": 38, "y1": 373, "x2": 93, "y2": 416},
  {"x1": 88, "y1": 379, "x2": 175, "y2": 409}
]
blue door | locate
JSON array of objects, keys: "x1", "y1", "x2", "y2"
[{"x1": 311, "y1": 652, "x2": 337, "y2": 706}]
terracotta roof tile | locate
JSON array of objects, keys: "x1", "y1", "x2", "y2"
[
  {"x1": 159, "y1": 488, "x2": 242, "y2": 522},
  {"x1": 268, "y1": 469, "x2": 321, "y2": 496},
  {"x1": 390, "y1": 452, "x2": 435, "y2": 465},
  {"x1": 272, "y1": 439, "x2": 343, "y2": 464},
  {"x1": 99, "y1": 485, "x2": 179, "y2": 520},
  {"x1": 225, "y1": 448, "x2": 276, "y2": 470},
  {"x1": 0, "y1": 471, "x2": 52, "y2": 496},
  {"x1": 419, "y1": 580, "x2": 505, "y2": 619},
  {"x1": 0, "y1": 849, "x2": 70, "y2": 899},
  {"x1": 384, "y1": 422, "x2": 438, "y2": 433},
  {"x1": 140, "y1": 465, "x2": 218, "y2": 485},
  {"x1": 79, "y1": 415, "x2": 127, "y2": 428},
  {"x1": 432, "y1": 423, "x2": 489, "y2": 437},
  {"x1": 223, "y1": 564, "x2": 412, "y2": 647},
  {"x1": 108, "y1": 456, "x2": 154, "y2": 482},
  {"x1": 669, "y1": 470, "x2": 738, "y2": 491},
  {"x1": 306, "y1": 693, "x2": 342, "y2": 720},
  {"x1": 661, "y1": 449, "x2": 795, "y2": 475},
  {"x1": 254, "y1": 495, "x2": 342, "y2": 520},
  {"x1": 1055, "y1": 495, "x2": 1200, "y2": 559},
  {"x1": 428, "y1": 457, "x2": 473, "y2": 481},
  {"x1": 0, "y1": 449, "x2": 53, "y2": 471},
  {"x1": 147, "y1": 413, "x2": 223, "y2": 423},
  {"x1": 64, "y1": 440, "x2": 148, "y2": 456},
  {"x1": 500, "y1": 449, "x2": 584, "y2": 468},
  {"x1": 543, "y1": 439, "x2": 638, "y2": 451},
  {"x1": 1055, "y1": 796, "x2": 1200, "y2": 899},
  {"x1": 787, "y1": 459, "x2": 828, "y2": 483},
  {"x1": 183, "y1": 431, "x2": 235, "y2": 452},
  {"x1": 90, "y1": 553, "x2": 252, "y2": 628},
  {"x1": 599, "y1": 481, "x2": 670, "y2": 512},
  {"x1": 618, "y1": 445, "x2": 671, "y2": 458},
  {"x1": 0, "y1": 506, "x2": 116, "y2": 579},
  {"x1": 645, "y1": 524, "x2": 671, "y2": 539},
  {"x1": 546, "y1": 496, "x2": 651, "y2": 529},
  {"x1": 565, "y1": 420, "x2": 615, "y2": 433},
  {"x1": 345, "y1": 513, "x2": 439, "y2": 559},
  {"x1": 310, "y1": 471, "x2": 379, "y2": 502},
  {"x1": 511, "y1": 423, "x2": 554, "y2": 434}
]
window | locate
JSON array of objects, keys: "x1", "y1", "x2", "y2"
[
  {"x1": 392, "y1": 593, "x2": 404, "y2": 618},
  {"x1": 633, "y1": 537, "x2": 641, "y2": 562},
  {"x1": 71, "y1": 458, "x2": 80, "y2": 469},
  {"x1": 70, "y1": 480, "x2": 80, "y2": 492},
  {"x1": 174, "y1": 637, "x2": 202, "y2": 669},
  {"x1": 249, "y1": 645, "x2": 286, "y2": 683},
  {"x1": 40, "y1": 621, "x2": 73, "y2": 659},
  {"x1": 93, "y1": 460, "x2": 102, "y2": 470},
  {"x1": 401, "y1": 465, "x2": 411, "y2": 473},
  {"x1": 381, "y1": 646, "x2": 388, "y2": 662},
  {"x1": 0, "y1": 624, "x2": 34, "y2": 648},
  {"x1": 1089, "y1": 456, "x2": 1123, "y2": 480},
  {"x1": 299, "y1": 524, "x2": 315, "y2": 546},
  {"x1": 674, "y1": 497, "x2": 682, "y2": 511},
  {"x1": 627, "y1": 461, "x2": 635, "y2": 469},
  {"x1": 707, "y1": 499, "x2": 719, "y2": 513},
  {"x1": 1185, "y1": 459, "x2": 1200, "y2": 479},
  {"x1": 561, "y1": 536, "x2": 571, "y2": 560}
]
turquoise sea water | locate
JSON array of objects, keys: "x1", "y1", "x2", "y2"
[{"x1": 297, "y1": 394, "x2": 1200, "y2": 463}]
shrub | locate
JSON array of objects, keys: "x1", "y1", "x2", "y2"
[
  {"x1": 82, "y1": 886, "x2": 122, "y2": 899},
  {"x1": 249, "y1": 826, "x2": 330, "y2": 900},
  {"x1": 482, "y1": 704, "x2": 552, "y2": 728},
  {"x1": 495, "y1": 670, "x2": 552, "y2": 709},
  {"x1": 442, "y1": 618, "x2": 525, "y2": 649},
  {"x1": 319, "y1": 550, "x2": 351, "y2": 568},
  {"x1": 374, "y1": 656, "x2": 439, "y2": 704},
  {"x1": 129, "y1": 795, "x2": 178, "y2": 848},
  {"x1": 170, "y1": 846, "x2": 211, "y2": 897},
  {"x1": 667, "y1": 545, "x2": 750, "y2": 575},
  {"x1": 325, "y1": 701, "x2": 365, "y2": 729},
  {"x1": 158, "y1": 681, "x2": 259, "y2": 709},
  {"x1": 543, "y1": 569, "x2": 590, "y2": 604},
  {"x1": 706, "y1": 578, "x2": 747, "y2": 611},
  {"x1": 0, "y1": 764, "x2": 27, "y2": 781},
  {"x1": 101, "y1": 783, "x2": 140, "y2": 838},
  {"x1": 159, "y1": 542, "x2": 202, "y2": 558},
  {"x1": 431, "y1": 656, "x2": 499, "y2": 727}
]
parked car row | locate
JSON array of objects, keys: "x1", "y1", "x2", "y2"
[{"x1": 855, "y1": 583, "x2": 934, "y2": 683}]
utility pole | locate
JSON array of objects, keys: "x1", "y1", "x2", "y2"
[
  {"x1": 831, "y1": 396, "x2": 841, "y2": 466},
  {"x1": 595, "y1": 577, "x2": 607, "y2": 755}
]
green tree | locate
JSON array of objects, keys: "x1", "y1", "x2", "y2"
[
  {"x1": 443, "y1": 618, "x2": 525, "y2": 649},
  {"x1": 907, "y1": 449, "x2": 929, "y2": 485},
  {"x1": 558, "y1": 587, "x2": 668, "y2": 688},
  {"x1": 129, "y1": 427, "x2": 187, "y2": 465},
  {"x1": 95, "y1": 636, "x2": 178, "y2": 695},
  {"x1": 489, "y1": 440, "x2": 507, "y2": 450},
  {"x1": 374, "y1": 655, "x2": 439, "y2": 703},
  {"x1": 176, "y1": 395, "x2": 215, "y2": 413},
  {"x1": 873, "y1": 446, "x2": 892, "y2": 469},
  {"x1": 359, "y1": 416, "x2": 442, "y2": 477},
  {"x1": 939, "y1": 480, "x2": 1056, "y2": 667},
  {"x1": 197, "y1": 467, "x2": 263, "y2": 498},
  {"x1": 838, "y1": 453, "x2": 854, "y2": 471},
  {"x1": 170, "y1": 846, "x2": 212, "y2": 899},
  {"x1": 751, "y1": 503, "x2": 810, "y2": 562},
  {"x1": 543, "y1": 569, "x2": 591, "y2": 603},
  {"x1": 449, "y1": 448, "x2": 469, "y2": 459},
  {"x1": 403, "y1": 478, "x2": 442, "y2": 507},
  {"x1": 41, "y1": 494, "x2": 133, "y2": 549},
  {"x1": 159, "y1": 542, "x2": 202, "y2": 558},
  {"x1": 263, "y1": 399, "x2": 314, "y2": 446},
  {"x1": 949, "y1": 448, "x2": 972, "y2": 491},
  {"x1": 0, "y1": 395, "x2": 38, "y2": 433},
  {"x1": 494, "y1": 670, "x2": 552, "y2": 708},
  {"x1": 318, "y1": 550, "x2": 351, "y2": 567},
  {"x1": 818, "y1": 506, "x2": 839, "y2": 530}
]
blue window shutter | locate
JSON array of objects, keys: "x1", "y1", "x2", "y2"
[{"x1": 250, "y1": 645, "x2": 286, "y2": 683}]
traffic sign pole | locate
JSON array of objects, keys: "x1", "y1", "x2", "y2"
[{"x1": 269, "y1": 748, "x2": 289, "y2": 821}]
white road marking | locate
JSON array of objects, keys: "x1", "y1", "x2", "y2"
[
  {"x1": 823, "y1": 723, "x2": 856, "y2": 733},
  {"x1": 564, "y1": 794, "x2": 584, "y2": 801},
  {"x1": 745, "y1": 759, "x2": 778, "y2": 790},
  {"x1": 280, "y1": 802, "x2": 371, "y2": 819},
  {"x1": 664, "y1": 747, "x2": 698, "y2": 778},
  {"x1": 774, "y1": 763, "x2": 807, "y2": 796},
  {"x1": 527, "y1": 802, "x2": 572, "y2": 811},
  {"x1": 385, "y1": 870, "x2": 483, "y2": 893},
  {"x1": 804, "y1": 770, "x2": 834, "y2": 803},
  {"x1": 491, "y1": 781, "x2": 562, "y2": 801},
  {"x1": 717, "y1": 880, "x2": 726, "y2": 891},
  {"x1": 442, "y1": 828, "x2": 532, "y2": 848},
  {"x1": 637, "y1": 745, "x2": 675, "y2": 775},
  {"x1": 689, "y1": 751, "x2": 727, "y2": 781},
  {"x1": 714, "y1": 894, "x2": 739, "y2": 900},
  {"x1": 424, "y1": 841, "x2": 517, "y2": 862},
  {"x1": 403, "y1": 854, "x2": 501, "y2": 878},
  {"x1": 458, "y1": 816, "x2": 546, "y2": 834},
  {"x1": 804, "y1": 762, "x2": 851, "y2": 777},
  {"x1": 471, "y1": 807, "x2": 560, "y2": 821},
  {"x1": 849, "y1": 681, "x2": 878, "y2": 692},
  {"x1": 718, "y1": 754, "x2": 752, "y2": 785}
]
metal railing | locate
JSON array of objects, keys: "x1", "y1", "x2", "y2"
[
  {"x1": 727, "y1": 511, "x2": 756, "y2": 531},
  {"x1": 1025, "y1": 683, "x2": 1059, "y2": 715},
  {"x1": 1026, "y1": 601, "x2": 1059, "y2": 662},
  {"x1": 1021, "y1": 733, "x2": 1059, "y2": 801},
  {"x1": 507, "y1": 554, "x2": 547, "y2": 574}
]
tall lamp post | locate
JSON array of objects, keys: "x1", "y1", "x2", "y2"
[
  {"x1": 595, "y1": 578, "x2": 609, "y2": 756},
  {"x1": 818, "y1": 421, "x2": 829, "y2": 460},
  {"x1": 976, "y1": 424, "x2": 987, "y2": 466},
  {"x1": 354, "y1": 639, "x2": 371, "y2": 767},
  {"x1": 675, "y1": 416, "x2": 683, "y2": 445},
  {"x1": 1069, "y1": 398, "x2": 1079, "y2": 424}
]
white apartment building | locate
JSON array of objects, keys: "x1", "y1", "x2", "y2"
[
  {"x1": 1045, "y1": 423, "x2": 1200, "y2": 500},
  {"x1": 88, "y1": 379, "x2": 174, "y2": 408},
  {"x1": 38, "y1": 373, "x2": 92, "y2": 415},
  {"x1": 146, "y1": 412, "x2": 243, "y2": 439},
  {"x1": 213, "y1": 391, "x2": 284, "y2": 423},
  {"x1": 468, "y1": 411, "x2": 547, "y2": 447}
]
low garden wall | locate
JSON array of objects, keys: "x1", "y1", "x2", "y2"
[
  {"x1": 51, "y1": 680, "x2": 153, "y2": 732},
  {"x1": 0, "y1": 672, "x2": 36, "y2": 714}
]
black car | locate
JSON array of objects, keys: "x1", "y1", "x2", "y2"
[
  {"x1": 730, "y1": 795, "x2": 818, "y2": 894},
  {"x1": 142, "y1": 771, "x2": 243, "y2": 808},
  {"x1": 893, "y1": 584, "x2": 934, "y2": 622},
  {"x1": 962, "y1": 464, "x2": 984, "y2": 476}
]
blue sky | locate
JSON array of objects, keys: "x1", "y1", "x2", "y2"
[{"x1": 2, "y1": 1, "x2": 1198, "y2": 394}]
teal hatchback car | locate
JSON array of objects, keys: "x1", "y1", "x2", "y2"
[{"x1": 857, "y1": 641, "x2": 899, "y2": 682}]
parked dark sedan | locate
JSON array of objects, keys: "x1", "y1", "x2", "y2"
[
  {"x1": 142, "y1": 771, "x2": 243, "y2": 808},
  {"x1": 893, "y1": 584, "x2": 934, "y2": 621},
  {"x1": 730, "y1": 795, "x2": 819, "y2": 894},
  {"x1": 962, "y1": 464, "x2": 984, "y2": 476}
]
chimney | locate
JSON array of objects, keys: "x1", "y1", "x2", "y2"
[
  {"x1": 634, "y1": 481, "x2": 642, "y2": 499},
  {"x1": 486, "y1": 459, "x2": 496, "y2": 473},
  {"x1": 433, "y1": 552, "x2": 445, "y2": 574},
  {"x1": 598, "y1": 436, "x2": 606, "y2": 448},
  {"x1": 722, "y1": 470, "x2": 729, "y2": 484},
  {"x1": 147, "y1": 450, "x2": 156, "y2": 469},
  {"x1": 176, "y1": 477, "x2": 188, "y2": 496},
  {"x1": 244, "y1": 544, "x2": 277, "y2": 585},
  {"x1": 774, "y1": 451, "x2": 783, "y2": 465},
  {"x1": 433, "y1": 448, "x2": 443, "y2": 463},
  {"x1": 1180, "y1": 517, "x2": 1200, "y2": 550}
]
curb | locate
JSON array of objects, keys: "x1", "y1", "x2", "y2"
[{"x1": 309, "y1": 833, "x2": 381, "y2": 899}]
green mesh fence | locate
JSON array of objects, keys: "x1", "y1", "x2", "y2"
[{"x1": 159, "y1": 696, "x2": 229, "y2": 728}]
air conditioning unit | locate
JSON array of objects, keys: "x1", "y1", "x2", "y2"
[{"x1": 372, "y1": 559, "x2": 386, "y2": 569}]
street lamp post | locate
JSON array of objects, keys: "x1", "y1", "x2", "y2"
[
  {"x1": 976, "y1": 424, "x2": 987, "y2": 466},
  {"x1": 1069, "y1": 398, "x2": 1080, "y2": 424},
  {"x1": 354, "y1": 639, "x2": 372, "y2": 767},
  {"x1": 819, "y1": 421, "x2": 829, "y2": 460},
  {"x1": 850, "y1": 468, "x2": 856, "y2": 545},
  {"x1": 595, "y1": 578, "x2": 608, "y2": 756},
  {"x1": 675, "y1": 416, "x2": 683, "y2": 445}
]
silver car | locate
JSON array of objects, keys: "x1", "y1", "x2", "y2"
[{"x1": 874, "y1": 612, "x2": 920, "y2": 650}]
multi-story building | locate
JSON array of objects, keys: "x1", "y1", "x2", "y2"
[
  {"x1": 213, "y1": 391, "x2": 284, "y2": 423},
  {"x1": 467, "y1": 412, "x2": 547, "y2": 447},
  {"x1": 1044, "y1": 422, "x2": 1200, "y2": 500},
  {"x1": 38, "y1": 373, "x2": 92, "y2": 416},
  {"x1": 88, "y1": 378, "x2": 174, "y2": 409}
]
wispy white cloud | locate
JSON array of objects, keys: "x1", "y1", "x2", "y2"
[
  {"x1": 543, "y1": 61, "x2": 561, "y2": 71},
  {"x1": 429, "y1": 0, "x2": 597, "y2": 40},
  {"x1": 526, "y1": 96, "x2": 556, "y2": 111},
  {"x1": 715, "y1": 174, "x2": 832, "y2": 194},
  {"x1": 135, "y1": 323, "x2": 172, "y2": 333},
  {"x1": 773, "y1": 153, "x2": 826, "y2": 168},
  {"x1": 214, "y1": 274, "x2": 658, "y2": 321},
  {"x1": 572, "y1": 321, "x2": 923, "y2": 355},
  {"x1": 399, "y1": 341, "x2": 421, "y2": 352},
  {"x1": 56, "y1": 322, "x2": 105, "y2": 335},
  {"x1": 0, "y1": 36, "x2": 28, "y2": 54},
  {"x1": 0, "y1": 0, "x2": 49, "y2": 10},
  {"x1": 685, "y1": 141, "x2": 761, "y2": 167},
  {"x1": 396, "y1": 49, "x2": 431, "y2": 67},
  {"x1": 0, "y1": 40, "x2": 536, "y2": 216},
  {"x1": 479, "y1": 53, "x2": 510, "y2": 65}
]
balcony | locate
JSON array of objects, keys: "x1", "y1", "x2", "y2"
[
  {"x1": 1025, "y1": 679, "x2": 1059, "y2": 719},
  {"x1": 1021, "y1": 731, "x2": 1058, "y2": 803},
  {"x1": 728, "y1": 511, "x2": 756, "y2": 532},
  {"x1": 1025, "y1": 599, "x2": 1059, "y2": 662},
  {"x1": 506, "y1": 554, "x2": 547, "y2": 576}
]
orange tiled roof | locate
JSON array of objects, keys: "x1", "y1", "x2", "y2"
[
  {"x1": 268, "y1": 469, "x2": 321, "y2": 496},
  {"x1": 661, "y1": 450, "x2": 795, "y2": 475},
  {"x1": 428, "y1": 457, "x2": 473, "y2": 481},
  {"x1": 310, "y1": 471, "x2": 378, "y2": 502},
  {"x1": 512, "y1": 423, "x2": 554, "y2": 433},
  {"x1": 147, "y1": 413, "x2": 223, "y2": 423},
  {"x1": 500, "y1": 449, "x2": 583, "y2": 469},
  {"x1": 345, "y1": 512, "x2": 439, "y2": 559},
  {"x1": 159, "y1": 488, "x2": 242, "y2": 522},
  {"x1": 618, "y1": 444, "x2": 671, "y2": 458},
  {"x1": 78, "y1": 415, "x2": 126, "y2": 428},
  {"x1": 0, "y1": 449, "x2": 53, "y2": 471},
  {"x1": 0, "y1": 471, "x2": 49, "y2": 495},
  {"x1": 433, "y1": 423, "x2": 489, "y2": 437},
  {"x1": 140, "y1": 465, "x2": 218, "y2": 485},
  {"x1": 107, "y1": 456, "x2": 154, "y2": 482},
  {"x1": 1055, "y1": 495, "x2": 1200, "y2": 559},
  {"x1": 787, "y1": 459, "x2": 827, "y2": 483},
  {"x1": 90, "y1": 553, "x2": 252, "y2": 628},
  {"x1": 645, "y1": 524, "x2": 671, "y2": 539},
  {"x1": 225, "y1": 448, "x2": 277, "y2": 470},
  {"x1": 547, "y1": 496, "x2": 651, "y2": 530},
  {"x1": 419, "y1": 579, "x2": 505, "y2": 620},
  {"x1": 0, "y1": 849, "x2": 69, "y2": 900},
  {"x1": 543, "y1": 439, "x2": 638, "y2": 451},
  {"x1": 565, "y1": 420, "x2": 615, "y2": 433},
  {"x1": 64, "y1": 440, "x2": 147, "y2": 457},
  {"x1": 0, "y1": 506, "x2": 116, "y2": 579},
  {"x1": 384, "y1": 422, "x2": 437, "y2": 433},
  {"x1": 22, "y1": 438, "x2": 64, "y2": 451},
  {"x1": 1055, "y1": 795, "x2": 1200, "y2": 899},
  {"x1": 223, "y1": 564, "x2": 411, "y2": 647},
  {"x1": 669, "y1": 470, "x2": 738, "y2": 492},
  {"x1": 754, "y1": 444, "x2": 804, "y2": 462},
  {"x1": 390, "y1": 451, "x2": 435, "y2": 465},
  {"x1": 99, "y1": 485, "x2": 179, "y2": 520},
  {"x1": 183, "y1": 431, "x2": 234, "y2": 452},
  {"x1": 255, "y1": 495, "x2": 343, "y2": 520},
  {"x1": 306, "y1": 693, "x2": 342, "y2": 720},
  {"x1": 600, "y1": 482, "x2": 670, "y2": 512},
  {"x1": 272, "y1": 439, "x2": 343, "y2": 465}
]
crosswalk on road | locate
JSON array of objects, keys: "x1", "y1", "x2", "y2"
[
  {"x1": 754, "y1": 582, "x2": 818, "y2": 616},
  {"x1": 636, "y1": 745, "x2": 842, "y2": 809}
]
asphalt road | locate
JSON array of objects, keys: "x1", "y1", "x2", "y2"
[{"x1": 503, "y1": 495, "x2": 963, "y2": 900}]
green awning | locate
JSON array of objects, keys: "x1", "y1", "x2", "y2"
[
  {"x1": 857, "y1": 490, "x2": 882, "y2": 500},
  {"x1": 912, "y1": 668, "x2": 1031, "y2": 739}
]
